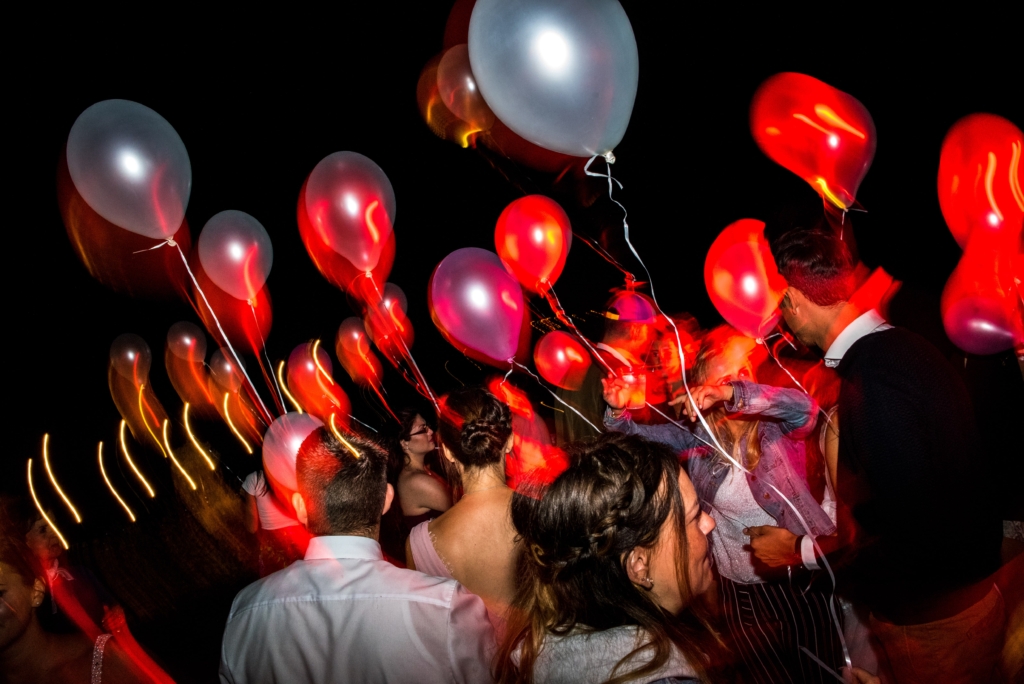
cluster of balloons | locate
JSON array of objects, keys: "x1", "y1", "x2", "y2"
[{"x1": 937, "y1": 114, "x2": 1023, "y2": 355}]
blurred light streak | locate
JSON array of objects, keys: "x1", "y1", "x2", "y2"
[
  {"x1": 119, "y1": 420, "x2": 156, "y2": 498},
  {"x1": 364, "y1": 200, "x2": 381, "y2": 243},
  {"x1": 1010, "y1": 141, "x2": 1024, "y2": 211},
  {"x1": 984, "y1": 152, "x2": 1004, "y2": 222},
  {"x1": 329, "y1": 413, "x2": 362, "y2": 459},
  {"x1": 311, "y1": 340, "x2": 334, "y2": 385},
  {"x1": 277, "y1": 361, "x2": 304, "y2": 413},
  {"x1": 813, "y1": 178, "x2": 846, "y2": 209},
  {"x1": 162, "y1": 419, "x2": 197, "y2": 490},
  {"x1": 223, "y1": 393, "x2": 253, "y2": 454},
  {"x1": 98, "y1": 441, "x2": 135, "y2": 522},
  {"x1": 813, "y1": 104, "x2": 866, "y2": 138},
  {"x1": 27, "y1": 458, "x2": 69, "y2": 549},
  {"x1": 183, "y1": 403, "x2": 216, "y2": 470},
  {"x1": 42, "y1": 434, "x2": 82, "y2": 523},
  {"x1": 138, "y1": 383, "x2": 168, "y2": 458}
]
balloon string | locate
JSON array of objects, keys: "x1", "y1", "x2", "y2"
[
  {"x1": 759, "y1": 328, "x2": 835, "y2": 430},
  {"x1": 571, "y1": 230, "x2": 636, "y2": 283},
  {"x1": 543, "y1": 286, "x2": 618, "y2": 378},
  {"x1": 587, "y1": 155, "x2": 851, "y2": 670},
  {"x1": 249, "y1": 302, "x2": 286, "y2": 416},
  {"x1": 167, "y1": 240, "x2": 274, "y2": 424},
  {"x1": 510, "y1": 360, "x2": 602, "y2": 434},
  {"x1": 348, "y1": 414, "x2": 380, "y2": 433}
]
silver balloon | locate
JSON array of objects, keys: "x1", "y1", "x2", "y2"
[
  {"x1": 197, "y1": 210, "x2": 274, "y2": 301},
  {"x1": 468, "y1": 0, "x2": 639, "y2": 157},
  {"x1": 66, "y1": 99, "x2": 191, "y2": 239},
  {"x1": 110, "y1": 333, "x2": 152, "y2": 383},
  {"x1": 167, "y1": 321, "x2": 208, "y2": 362}
]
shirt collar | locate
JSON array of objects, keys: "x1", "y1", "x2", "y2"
[
  {"x1": 304, "y1": 535, "x2": 383, "y2": 562},
  {"x1": 824, "y1": 310, "x2": 893, "y2": 367}
]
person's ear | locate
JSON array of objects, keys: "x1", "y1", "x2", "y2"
[
  {"x1": 399, "y1": 439, "x2": 410, "y2": 453},
  {"x1": 382, "y1": 483, "x2": 394, "y2": 517},
  {"x1": 625, "y1": 547, "x2": 653, "y2": 589},
  {"x1": 31, "y1": 577, "x2": 46, "y2": 608},
  {"x1": 440, "y1": 444, "x2": 456, "y2": 463},
  {"x1": 291, "y1": 492, "x2": 308, "y2": 527},
  {"x1": 503, "y1": 434, "x2": 514, "y2": 455},
  {"x1": 786, "y1": 287, "x2": 809, "y2": 312}
]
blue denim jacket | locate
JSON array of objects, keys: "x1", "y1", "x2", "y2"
[{"x1": 604, "y1": 381, "x2": 835, "y2": 537}]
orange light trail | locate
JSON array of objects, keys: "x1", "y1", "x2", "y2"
[
  {"x1": 223, "y1": 393, "x2": 253, "y2": 454},
  {"x1": 814, "y1": 104, "x2": 866, "y2": 139},
  {"x1": 162, "y1": 420, "x2": 197, "y2": 490},
  {"x1": 793, "y1": 113, "x2": 832, "y2": 137},
  {"x1": 985, "y1": 152, "x2": 1004, "y2": 222},
  {"x1": 42, "y1": 434, "x2": 81, "y2": 523},
  {"x1": 27, "y1": 458, "x2": 69, "y2": 550},
  {"x1": 364, "y1": 200, "x2": 381, "y2": 244},
  {"x1": 1009, "y1": 141, "x2": 1024, "y2": 212},
  {"x1": 329, "y1": 413, "x2": 361, "y2": 459},
  {"x1": 311, "y1": 340, "x2": 334, "y2": 385},
  {"x1": 183, "y1": 404, "x2": 216, "y2": 470},
  {"x1": 119, "y1": 420, "x2": 155, "y2": 498},
  {"x1": 98, "y1": 441, "x2": 135, "y2": 522},
  {"x1": 277, "y1": 360, "x2": 304, "y2": 413},
  {"x1": 138, "y1": 383, "x2": 167, "y2": 458},
  {"x1": 813, "y1": 177, "x2": 847, "y2": 209}
]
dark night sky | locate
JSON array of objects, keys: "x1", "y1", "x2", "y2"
[{"x1": 8, "y1": 8, "x2": 1021, "y2": 531}]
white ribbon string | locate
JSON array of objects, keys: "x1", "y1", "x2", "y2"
[{"x1": 249, "y1": 302, "x2": 286, "y2": 414}]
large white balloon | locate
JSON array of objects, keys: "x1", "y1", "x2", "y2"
[
  {"x1": 263, "y1": 413, "x2": 324, "y2": 494},
  {"x1": 468, "y1": 0, "x2": 639, "y2": 157},
  {"x1": 66, "y1": 99, "x2": 191, "y2": 239}
]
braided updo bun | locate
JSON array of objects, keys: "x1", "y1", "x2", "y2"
[{"x1": 437, "y1": 387, "x2": 512, "y2": 469}]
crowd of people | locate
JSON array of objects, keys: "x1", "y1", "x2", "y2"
[{"x1": 2, "y1": 213, "x2": 1022, "y2": 683}]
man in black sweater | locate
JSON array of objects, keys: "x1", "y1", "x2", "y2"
[{"x1": 770, "y1": 226, "x2": 1004, "y2": 683}]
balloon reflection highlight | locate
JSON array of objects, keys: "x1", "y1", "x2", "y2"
[
  {"x1": 42, "y1": 433, "x2": 82, "y2": 523},
  {"x1": 98, "y1": 441, "x2": 135, "y2": 522},
  {"x1": 27, "y1": 458, "x2": 69, "y2": 550},
  {"x1": 119, "y1": 420, "x2": 155, "y2": 497}
]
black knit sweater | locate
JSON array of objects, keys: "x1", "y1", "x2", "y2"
[{"x1": 835, "y1": 327, "x2": 1002, "y2": 620}]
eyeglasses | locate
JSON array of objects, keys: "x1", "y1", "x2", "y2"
[{"x1": 408, "y1": 426, "x2": 432, "y2": 437}]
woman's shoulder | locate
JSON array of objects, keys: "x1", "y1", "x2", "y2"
[{"x1": 534, "y1": 625, "x2": 698, "y2": 683}]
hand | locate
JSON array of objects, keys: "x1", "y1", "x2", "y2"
[
  {"x1": 670, "y1": 384, "x2": 734, "y2": 422},
  {"x1": 841, "y1": 666, "x2": 881, "y2": 684},
  {"x1": 744, "y1": 525, "x2": 800, "y2": 567},
  {"x1": 601, "y1": 376, "x2": 634, "y2": 413}
]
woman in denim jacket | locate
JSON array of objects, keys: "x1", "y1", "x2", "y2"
[{"x1": 603, "y1": 325, "x2": 844, "y2": 683}]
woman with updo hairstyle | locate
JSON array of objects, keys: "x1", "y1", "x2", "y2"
[
  {"x1": 405, "y1": 387, "x2": 517, "y2": 627},
  {"x1": 495, "y1": 433, "x2": 722, "y2": 684}
]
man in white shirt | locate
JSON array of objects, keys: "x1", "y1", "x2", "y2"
[{"x1": 220, "y1": 428, "x2": 495, "y2": 684}]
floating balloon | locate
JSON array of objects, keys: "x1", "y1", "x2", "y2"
[
  {"x1": 533, "y1": 331, "x2": 591, "y2": 390},
  {"x1": 263, "y1": 412, "x2": 324, "y2": 503},
  {"x1": 165, "y1": 322, "x2": 216, "y2": 416},
  {"x1": 335, "y1": 318, "x2": 384, "y2": 388},
  {"x1": 429, "y1": 247, "x2": 525, "y2": 365},
  {"x1": 209, "y1": 348, "x2": 244, "y2": 393},
  {"x1": 495, "y1": 195, "x2": 572, "y2": 292},
  {"x1": 364, "y1": 286, "x2": 415, "y2": 361},
  {"x1": 66, "y1": 99, "x2": 191, "y2": 239},
  {"x1": 938, "y1": 113, "x2": 1024, "y2": 249},
  {"x1": 189, "y1": 255, "x2": 273, "y2": 358},
  {"x1": 705, "y1": 219, "x2": 786, "y2": 339},
  {"x1": 750, "y1": 73, "x2": 876, "y2": 210},
  {"x1": 286, "y1": 342, "x2": 351, "y2": 430},
  {"x1": 167, "y1": 321, "x2": 207, "y2": 362},
  {"x1": 437, "y1": 44, "x2": 495, "y2": 133},
  {"x1": 304, "y1": 152, "x2": 396, "y2": 274},
  {"x1": 110, "y1": 334, "x2": 153, "y2": 385},
  {"x1": 108, "y1": 335, "x2": 167, "y2": 451},
  {"x1": 468, "y1": 0, "x2": 639, "y2": 157},
  {"x1": 197, "y1": 211, "x2": 274, "y2": 302},
  {"x1": 381, "y1": 282, "x2": 408, "y2": 314}
]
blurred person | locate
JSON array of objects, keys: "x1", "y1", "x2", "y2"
[
  {"x1": 645, "y1": 314, "x2": 702, "y2": 418},
  {"x1": 388, "y1": 408, "x2": 452, "y2": 526},
  {"x1": 495, "y1": 433, "x2": 723, "y2": 683},
  {"x1": 241, "y1": 468, "x2": 310, "y2": 576},
  {"x1": 406, "y1": 387, "x2": 518, "y2": 628},
  {"x1": 604, "y1": 325, "x2": 847, "y2": 682},
  {"x1": 220, "y1": 428, "x2": 494, "y2": 684},
  {"x1": 0, "y1": 529, "x2": 139, "y2": 684},
  {"x1": 772, "y1": 227, "x2": 1004, "y2": 684}
]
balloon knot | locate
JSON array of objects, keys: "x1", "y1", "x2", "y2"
[
  {"x1": 603, "y1": 151, "x2": 616, "y2": 164},
  {"x1": 755, "y1": 338, "x2": 764, "y2": 345},
  {"x1": 165, "y1": 238, "x2": 177, "y2": 247}
]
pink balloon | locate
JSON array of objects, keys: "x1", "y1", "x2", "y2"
[
  {"x1": 381, "y1": 282, "x2": 408, "y2": 314},
  {"x1": 197, "y1": 210, "x2": 273, "y2": 301},
  {"x1": 430, "y1": 247, "x2": 524, "y2": 365},
  {"x1": 263, "y1": 412, "x2": 323, "y2": 496},
  {"x1": 942, "y1": 296, "x2": 1021, "y2": 355},
  {"x1": 209, "y1": 347, "x2": 244, "y2": 393},
  {"x1": 304, "y1": 152, "x2": 396, "y2": 273}
]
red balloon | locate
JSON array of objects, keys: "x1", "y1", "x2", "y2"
[
  {"x1": 938, "y1": 113, "x2": 1024, "y2": 249},
  {"x1": 286, "y1": 342, "x2": 352, "y2": 431},
  {"x1": 189, "y1": 256, "x2": 273, "y2": 357},
  {"x1": 437, "y1": 44, "x2": 495, "y2": 133},
  {"x1": 705, "y1": 219, "x2": 786, "y2": 339},
  {"x1": 495, "y1": 195, "x2": 573, "y2": 293},
  {"x1": 751, "y1": 72, "x2": 876, "y2": 210},
  {"x1": 533, "y1": 331, "x2": 592, "y2": 390},
  {"x1": 335, "y1": 318, "x2": 384, "y2": 388}
]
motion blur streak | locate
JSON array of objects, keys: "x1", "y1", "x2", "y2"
[
  {"x1": 98, "y1": 441, "x2": 136, "y2": 522},
  {"x1": 138, "y1": 383, "x2": 168, "y2": 458},
  {"x1": 120, "y1": 420, "x2": 156, "y2": 497},
  {"x1": 42, "y1": 433, "x2": 82, "y2": 523},
  {"x1": 311, "y1": 339, "x2": 334, "y2": 385},
  {"x1": 277, "y1": 361, "x2": 304, "y2": 413},
  {"x1": 27, "y1": 458, "x2": 69, "y2": 549},
  {"x1": 984, "y1": 152, "x2": 1004, "y2": 222},
  {"x1": 183, "y1": 403, "x2": 216, "y2": 470},
  {"x1": 329, "y1": 413, "x2": 362, "y2": 459},
  {"x1": 223, "y1": 393, "x2": 253, "y2": 454},
  {"x1": 1011, "y1": 141, "x2": 1024, "y2": 210},
  {"x1": 162, "y1": 419, "x2": 197, "y2": 490}
]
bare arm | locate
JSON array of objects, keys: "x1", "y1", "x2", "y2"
[
  {"x1": 401, "y1": 471, "x2": 453, "y2": 515},
  {"x1": 242, "y1": 493, "x2": 259, "y2": 534}
]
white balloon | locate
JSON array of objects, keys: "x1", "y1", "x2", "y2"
[
  {"x1": 67, "y1": 99, "x2": 191, "y2": 239},
  {"x1": 263, "y1": 413, "x2": 324, "y2": 494},
  {"x1": 468, "y1": 0, "x2": 639, "y2": 157}
]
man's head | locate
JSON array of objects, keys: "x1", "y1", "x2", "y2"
[
  {"x1": 603, "y1": 291, "x2": 657, "y2": 360},
  {"x1": 771, "y1": 228, "x2": 856, "y2": 349},
  {"x1": 292, "y1": 428, "x2": 393, "y2": 538}
]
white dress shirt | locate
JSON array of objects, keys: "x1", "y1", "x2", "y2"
[
  {"x1": 220, "y1": 535, "x2": 495, "y2": 684},
  {"x1": 823, "y1": 310, "x2": 893, "y2": 368}
]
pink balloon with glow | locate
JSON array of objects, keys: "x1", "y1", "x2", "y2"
[
  {"x1": 429, "y1": 247, "x2": 524, "y2": 365},
  {"x1": 304, "y1": 152, "x2": 396, "y2": 273},
  {"x1": 197, "y1": 210, "x2": 274, "y2": 301},
  {"x1": 263, "y1": 412, "x2": 324, "y2": 496}
]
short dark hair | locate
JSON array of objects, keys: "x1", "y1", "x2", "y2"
[
  {"x1": 436, "y1": 387, "x2": 512, "y2": 470},
  {"x1": 771, "y1": 228, "x2": 855, "y2": 306},
  {"x1": 296, "y1": 428, "x2": 389, "y2": 536}
]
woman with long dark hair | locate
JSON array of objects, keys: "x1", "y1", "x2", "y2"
[
  {"x1": 496, "y1": 433, "x2": 721, "y2": 683},
  {"x1": 388, "y1": 408, "x2": 452, "y2": 525}
]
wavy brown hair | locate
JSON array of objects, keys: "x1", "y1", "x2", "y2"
[{"x1": 495, "y1": 434, "x2": 722, "y2": 684}]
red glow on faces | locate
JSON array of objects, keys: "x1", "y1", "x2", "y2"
[
  {"x1": 533, "y1": 331, "x2": 592, "y2": 390},
  {"x1": 938, "y1": 113, "x2": 1024, "y2": 249},
  {"x1": 495, "y1": 195, "x2": 573, "y2": 293},
  {"x1": 286, "y1": 342, "x2": 352, "y2": 431},
  {"x1": 750, "y1": 73, "x2": 877, "y2": 210},
  {"x1": 705, "y1": 219, "x2": 787, "y2": 339}
]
